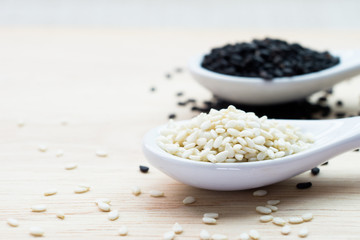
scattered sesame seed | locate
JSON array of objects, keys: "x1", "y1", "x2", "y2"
[
  {"x1": 203, "y1": 213, "x2": 219, "y2": 219},
  {"x1": 183, "y1": 196, "x2": 196, "y2": 205},
  {"x1": 78, "y1": 183, "x2": 91, "y2": 189},
  {"x1": 64, "y1": 163, "x2": 77, "y2": 170},
  {"x1": 150, "y1": 190, "x2": 164, "y2": 197},
  {"x1": 108, "y1": 210, "x2": 119, "y2": 221},
  {"x1": 17, "y1": 120, "x2": 25, "y2": 127},
  {"x1": 60, "y1": 119, "x2": 68, "y2": 126},
  {"x1": 165, "y1": 73, "x2": 172, "y2": 79},
  {"x1": 172, "y1": 222, "x2": 183, "y2": 234},
  {"x1": 238, "y1": 232, "x2": 250, "y2": 240},
  {"x1": 7, "y1": 218, "x2": 19, "y2": 227},
  {"x1": 176, "y1": 92, "x2": 184, "y2": 97},
  {"x1": 29, "y1": 226, "x2": 44, "y2": 237},
  {"x1": 273, "y1": 217, "x2": 287, "y2": 226},
  {"x1": 139, "y1": 165, "x2": 149, "y2": 173},
  {"x1": 301, "y1": 213, "x2": 313, "y2": 222},
  {"x1": 38, "y1": 145, "x2": 48, "y2": 152},
  {"x1": 266, "y1": 200, "x2": 280, "y2": 205},
  {"x1": 298, "y1": 227, "x2": 309, "y2": 238},
  {"x1": 74, "y1": 186, "x2": 90, "y2": 194},
  {"x1": 249, "y1": 229, "x2": 260, "y2": 240},
  {"x1": 211, "y1": 234, "x2": 228, "y2": 240},
  {"x1": 289, "y1": 216, "x2": 303, "y2": 224},
  {"x1": 31, "y1": 204, "x2": 47, "y2": 212},
  {"x1": 150, "y1": 87, "x2": 156, "y2": 92},
  {"x1": 259, "y1": 215, "x2": 273, "y2": 222},
  {"x1": 97, "y1": 201, "x2": 111, "y2": 212},
  {"x1": 95, "y1": 150, "x2": 108, "y2": 157},
  {"x1": 56, "y1": 149, "x2": 64, "y2": 157},
  {"x1": 281, "y1": 225, "x2": 291, "y2": 235},
  {"x1": 118, "y1": 226, "x2": 128, "y2": 236},
  {"x1": 253, "y1": 189, "x2": 268, "y2": 197},
  {"x1": 265, "y1": 205, "x2": 278, "y2": 212},
  {"x1": 44, "y1": 188, "x2": 57, "y2": 196},
  {"x1": 311, "y1": 167, "x2": 320, "y2": 175},
  {"x1": 296, "y1": 182, "x2": 312, "y2": 189},
  {"x1": 168, "y1": 113, "x2": 176, "y2": 119},
  {"x1": 202, "y1": 217, "x2": 216, "y2": 224},
  {"x1": 163, "y1": 231, "x2": 175, "y2": 240},
  {"x1": 200, "y1": 229, "x2": 211, "y2": 240},
  {"x1": 56, "y1": 211, "x2": 65, "y2": 220},
  {"x1": 131, "y1": 186, "x2": 141, "y2": 196},
  {"x1": 321, "y1": 161, "x2": 329, "y2": 165},
  {"x1": 255, "y1": 206, "x2": 272, "y2": 215}
]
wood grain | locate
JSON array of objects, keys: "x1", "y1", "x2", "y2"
[{"x1": 0, "y1": 28, "x2": 359, "y2": 239}]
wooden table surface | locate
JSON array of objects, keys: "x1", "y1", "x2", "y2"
[{"x1": 0, "y1": 28, "x2": 360, "y2": 240}]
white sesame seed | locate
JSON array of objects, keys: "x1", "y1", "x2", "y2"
[
  {"x1": 211, "y1": 234, "x2": 228, "y2": 240},
  {"x1": 108, "y1": 210, "x2": 119, "y2": 221},
  {"x1": 31, "y1": 204, "x2": 46, "y2": 212},
  {"x1": 38, "y1": 145, "x2": 48, "y2": 152},
  {"x1": 163, "y1": 231, "x2": 175, "y2": 240},
  {"x1": 203, "y1": 213, "x2": 219, "y2": 219},
  {"x1": 74, "y1": 186, "x2": 89, "y2": 194},
  {"x1": 289, "y1": 216, "x2": 303, "y2": 224},
  {"x1": 60, "y1": 119, "x2": 68, "y2": 126},
  {"x1": 95, "y1": 198, "x2": 111, "y2": 205},
  {"x1": 249, "y1": 229, "x2": 260, "y2": 240},
  {"x1": 183, "y1": 196, "x2": 196, "y2": 205},
  {"x1": 131, "y1": 186, "x2": 141, "y2": 196},
  {"x1": 301, "y1": 213, "x2": 313, "y2": 222},
  {"x1": 281, "y1": 225, "x2": 291, "y2": 235},
  {"x1": 202, "y1": 217, "x2": 216, "y2": 224},
  {"x1": 172, "y1": 222, "x2": 183, "y2": 234},
  {"x1": 95, "y1": 150, "x2": 108, "y2": 157},
  {"x1": 252, "y1": 190, "x2": 267, "y2": 197},
  {"x1": 266, "y1": 200, "x2": 280, "y2": 205},
  {"x1": 259, "y1": 215, "x2": 273, "y2": 222},
  {"x1": 273, "y1": 217, "x2": 287, "y2": 226},
  {"x1": 65, "y1": 163, "x2": 77, "y2": 170},
  {"x1": 150, "y1": 190, "x2": 164, "y2": 197},
  {"x1": 78, "y1": 183, "x2": 91, "y2": 189},
  {"x1": 298, "y1": 227, "x2": 309, "y2": 238},
  {"x1": 7, "y1": 218, "x2": 19, "y2": 227},
  {"x1": 238, "y1": 232, "x2": 250, "y2": 240},
  {"x1": 255, "y1": 206, "x2": 272, "y2": 215},
  {"x1": 97, "y1": 201, "x2": 111, "y2": 212},
  {"x1": 17, "y1": 120, "x2": 25, "y2": 127},
  {"x1": 56, "y1": 149, "x2": 64, "y2": 157},
  {"x1": 200, "y1": 229, "x2": 211, "y2": 240},
  {"x1": 118, "y1": 226, "x2": 128, "y2": 236},
  {"x1": 30, "y1": 226, "x2": 44, "y2": 237},
  {"x1": 44, "y1": 188, "x2": 57, "y2": 196},
  {"x1": 56, "y1": 211, "x2": 65, "y2": 220},
  {"x1": 265, "y1": 204, "x2": 278, "y2": 212}
]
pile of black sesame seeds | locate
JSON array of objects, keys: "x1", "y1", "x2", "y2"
[{"x1": 201, "y1": 38, "x2": 340, "y2": 80}]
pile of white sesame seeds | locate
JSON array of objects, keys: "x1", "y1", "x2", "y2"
[{"x1": 158, "y1": 105, "x2": 314, "y2": 163}]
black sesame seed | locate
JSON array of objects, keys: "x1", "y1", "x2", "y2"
[
  {"x1": 354, "y1": 149, "x2": 359, "y2": 152},
  {"x1": 177, "y1": 101, "x2": 187, "y2": 106},
  {"x1": 321, "y1": 161, "x2": 329, "y2": 166},
  {"x1": 296, "y1": 182, "x2": 312, "y2": 189},
  {"x1": 187, "y1": 99, "x2": 196, "y2": 103},
  {"x1": 139, "y1": 165, "x2": 149, "y2": 173},
  {"x1": 326, "y1": 88, "x2": 333, "y2": 94},
  {"x1": 176, "y1": 92, "x2": 184, "y2": 97},
  {"x1": 165, "y1": 73, "x2": 172, "y2": 79},
  {"x1": 336, "y1": 100, "x2": 343, "y2": 107},
  {"x1": 311, "y1": 167, "x2": 320, "y2": 175},
  {"x1": 168, "y1": 114, "x2": 176, "y2": 119},
  {"x1": 150, "y1": 87, "x2": 156, "y2": 92},
  {"x1": 335, "y1": 112, "x2": 346, "y2": 118}
]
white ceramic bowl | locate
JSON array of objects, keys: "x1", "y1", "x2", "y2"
[{"x1": 189, "y1": 50, "x2": 360, "y2": 105}]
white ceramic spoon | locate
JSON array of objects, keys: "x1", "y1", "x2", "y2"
[
  {"x1": 189, "y1": 50, "x2": 360, "y2": 105},
  {"x1": 143, "y1": 117, "x2": 360, "y2": 191}
]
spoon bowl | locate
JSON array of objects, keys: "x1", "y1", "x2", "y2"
[
  {"x1": 189, "y1": 50, "x2": 360, "y2": 105},
  {"x1": 143, "y1": 117, "x2": 360, "y2": 191}
]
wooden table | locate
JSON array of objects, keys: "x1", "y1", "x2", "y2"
[{"x1": 0, "y1": 28, "x2": 359, "y2": 239}]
